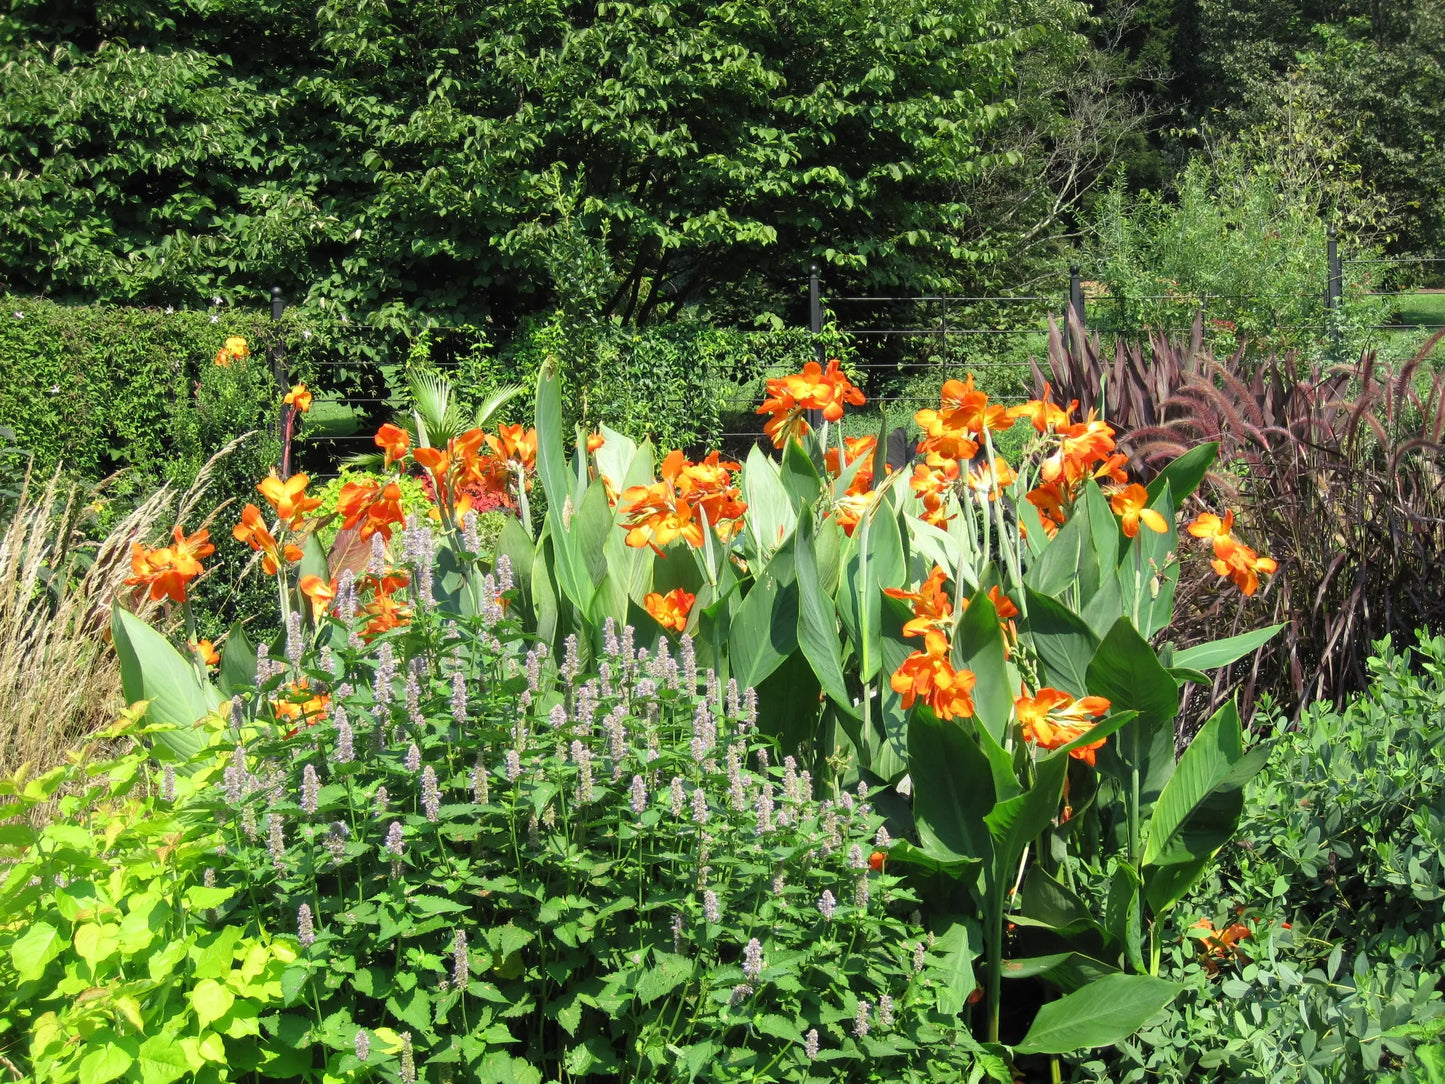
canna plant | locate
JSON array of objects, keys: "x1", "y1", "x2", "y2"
[{"x1": 105, "y1": 350, "x2": 1284, "y2": 1076}]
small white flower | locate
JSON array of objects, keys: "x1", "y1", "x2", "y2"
[
  {"x1": 212, "y1": 295, "x2": 222, "y2": 305},
  {"x1": 303, "y1": 329, "x2": 313, "y2": 340},
  {"x1": 209, "y1": 314, "x2": 219, "y2": 323},
  {"x1": 12, "y1": 311, "x2": 22, "y2": 319},
  {"x1": 165, "y1": 305, "x2": 174, "y2": 315}
]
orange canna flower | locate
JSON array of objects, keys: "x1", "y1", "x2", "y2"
[
  {"x1": 299, "y1": 574, "x2": 337, "y2": 621},
  {"x1": 587, "y1": 432, "x2": 606, "y2": 453},
  {"x1": 756, "y1": 359, "x2": 865, "y2": 447},
  {"x1": 916, "y1": 375, "x2": 1014, "y2": 461},
  {"x1": 284, "y1": 383, "x2": 312, "y2": 413},
  {"x1": 868, "y1": 851, "x2": 886, "y2": 873},
  {"x1": 1190, "y1": 918, "x2": 1253, "y2": 975},
  {"x1": 1015, "y1": 687, "x2": 1112, "y2": 766},
  {"x1": 644, "y1": 587, "x2": 696, "y2": 633},
  {"x1": 257, "y1": 472, "x2": 323, "y2": 530},
  {"x1": 1187, "y1": 509, "x2": 1276, "y2": 596},
  {"x1": 1210, "y1": 537, "x2": 1277, "y2": 597},
  {"x1": 233, "y1": 504, "x2": 303, "y2": 575},
  {"x1": 360, "y1": 591, "x2": 411, "y2": 640},
  {"x1": 824, "y1": 435, "x2": 878, "y2": 492},
  {"x1": 909, "y1": 455, "x2": 959, "y2": 527},
  {"x1": 1110, "y1": 483, "x2": 1168, "y2": 537},
  {"x1": 883, "y1": 566, "x2": 953, "y2": 638},
  {"x1": 619, "y1": 449, "x2": 746, "y2": 552},
  {"x1": 336, "y1": 480, "x2": 406, "y2": 541},
  {"x1": 375, "y1": 423, "x2": 411, "y2": 468},
  {"x1": 485, "y1": 423, "x2": 538, "y2": 476},
  {"x1": 1040, "y1": 415, "x2": 1117, "y2": 484},
  {"x1": 124, "y1": 526, "x2": 214, "y2": 603},
  {"x1": 213, "y1": 336, "x2": 249, "y2": 367},
  {"x1": 191, "y1": 639, "x2": 220, "y2": 667},
  {"x1": 1009, "y1": 387, "x2": 1076, "y2": 433},
  {"x1": 1186, "y1": 509, "x2": 1235, "y2": 543},
  {"x1": 830, "y1": 491, "x2": 871, "y2": 537},
  {"x1": 966, "y1": 456, "x2": 1016, "y2": 503},
  {"x1": 273, "y1": 678, "x2": 330, "y2": 733},
  {"x1": 890, "y1": 630, "x2": 978, "y2": 721},
  {"x1": 1025, "y1": 481, "x2": 1068, "y2": 538}
]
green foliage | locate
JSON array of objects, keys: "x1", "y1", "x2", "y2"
[
  {"x1": 0, "y1": 708, "x2": 291, "y2": 1083},
  {"x1": 1083, "y1": 156, "x2": 1374, "y2": 356},
  {"x1": 0, "y1": 0, "x2": 1024, "y2": 322},
  {"x1": 462, "y1": 313, "x2": 850, "y2": 453},
  {"x1": 1073, "y1": 633, "x2": 1445, "y2": 1082},
  {"x1": 192, "y1": 584, "x2": 977, "y2": 1082}
]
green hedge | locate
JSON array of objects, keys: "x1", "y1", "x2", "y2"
[{"x1": 429, "y1": 310, "x2": 853, "y2": 454}]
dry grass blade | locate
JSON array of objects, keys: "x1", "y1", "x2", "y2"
[{"x1": 0, "y1": 436, "x2": 250, "y2": 793}]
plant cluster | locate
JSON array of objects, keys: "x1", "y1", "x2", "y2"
[{"x1": 1074, "y1": 632, "x2": 1445, "y2": 1082}]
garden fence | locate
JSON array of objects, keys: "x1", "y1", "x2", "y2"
[{"x1": 257, "y1": 240, "x2": 1445, "y2": 472}]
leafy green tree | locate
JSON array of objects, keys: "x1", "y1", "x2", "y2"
[{"x1": 0, "y1": 0, "x2": 1025, "y2": 324}]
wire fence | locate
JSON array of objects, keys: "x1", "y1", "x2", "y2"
[{"x1": 264, "y1": 249, "x2": 1445, "y2": 470}]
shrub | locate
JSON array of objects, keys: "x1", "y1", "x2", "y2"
[
  {"x1": 1072, "y1": 633, "x2": 1445, "y2": 1082},
  {"x1": 0, "y1": 709, "x2": 291, "y2": 1082}
]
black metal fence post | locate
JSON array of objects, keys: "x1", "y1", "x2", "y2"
[
  {"x1": 270, "y1": 286, "x2": 288, "y2": 471},
  {"x1": 1326, "y1": 227, "x2": 1343, "y2": 352},
  {"x1": 807, "y1": 263, "x2": 824, "y2": 430}
]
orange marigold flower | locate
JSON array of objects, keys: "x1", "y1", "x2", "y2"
[
  {"x1": 257, "y1": 472, "x2": 323, "y2": 530},
  {"x1": 284, "y1": 383, "x2": 312, "y2": 413},
  {"x1": 233, "y1": 504, "x2": 303, "y2": 575},
  {"x1": 644, "y1": 587, "x2": 696, "y2": 633},
  {"x1": 299, "y1": 574, "x2": 337, "y2": 622},
  {"x1": 890, "y1": 630, "x2": 977, "y2": 721},
  {"x1": 1110, "y1": 483, "x2": 1168, "y2": 538},
  {"x1": 191, "y1": 639, "x2": 220, "y2": 667},
  {"x1": 883, "y1": 565, "x2": 952, "y2": 638},
  {"x1": 375, "y1": 423, "x2": 411, "y2": 468},
  {"x1": 1015, "y1": 687, "x2": 1112, "y2": 766}
]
